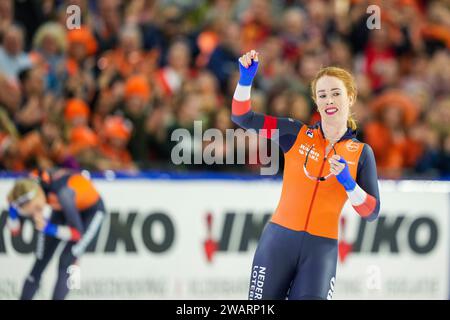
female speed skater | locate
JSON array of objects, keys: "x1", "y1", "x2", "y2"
[
  {"x1": 6, "y1": 169, "x2": 106, "y2": 300},
  {"x1": 231, "y1": 50, "x2": 380, "y2": 300}
]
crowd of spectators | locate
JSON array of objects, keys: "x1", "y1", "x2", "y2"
[{"x1": 0, "y1": 0, "x2": 449, "y2": 179}]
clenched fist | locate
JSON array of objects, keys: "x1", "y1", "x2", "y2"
[{"x1": 238, "y1": 50, "x2": 259, "y2": 86}]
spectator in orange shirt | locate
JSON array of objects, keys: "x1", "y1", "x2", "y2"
[
  {"x1": 99, "y1": 115, "x2": 136, "y2": 171},
  {"x1": 67, "y1": 125, "x2": 104, "y2": 171},
  {"x1": 99, "y1": 24, "x2": 158, "y2": 79},
  {"x1": 64, "y1": 98, "x2": 90, "y2": 128},
  {"x1": 123, "y1": 74, "x2": 152, "y2": 166},
  {"x1": 364, "y1": 90, "x2": 420, "y2": 178},
  {"x1": 17, "y1": 120, "x2": 65, "y2": 170},
  {"x1": 65, "y1": 26, "x2": 96, "y2": 100},
  {"x1": 420, "y1": 1, "x2": 450, "y2": 53}
]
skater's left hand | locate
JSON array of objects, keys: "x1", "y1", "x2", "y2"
[{"x1": 329, "y1": 154, "x2": 346, "y2": 176}]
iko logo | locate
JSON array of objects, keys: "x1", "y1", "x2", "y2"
[
  {"x1": 203, "y1": 212, "x2": 271, "y2": 262},
  {"x1": 338, "y1": 214, "x2": 439, "y2": 263},
  {"x1": 0, "y1": 210, "x2": 175, "y2": 254}
]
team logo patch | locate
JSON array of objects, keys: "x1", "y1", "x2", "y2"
[
  {"x1": 306, "y1": 129, "x2": 314, "y2": 138},
  {"x1": 346, "y1": 140, "x2": 359, "y2": 152}
]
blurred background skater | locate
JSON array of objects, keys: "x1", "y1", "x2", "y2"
[{"x1": 6, "y1": 169, "x2": 106, "y2": 300}]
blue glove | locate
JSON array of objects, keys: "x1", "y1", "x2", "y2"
[
  {"x1": 43, "y1": 222, "x2": 57, "y2": 237},
  {"x1": 8, "y1": 205, "x2": 19, "y2": 220},
  {"x1": 7, "y1": 205, "x2": 21, "y2": 236},
  {"x1": 336, "y1": 158, "x2": 356, "y2": 191},
  {"x1": 238, "y1": 59, "x2": 259, "y2": 86}
]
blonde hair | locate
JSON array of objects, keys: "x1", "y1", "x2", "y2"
[
  {"x1": 33, "y1": 22, "x2": 67, "y2": 53},
  {"x1": 310, "y1": 66, "x2": 358, "y2": 131},
  {"x1": 7, "y1": 179, "x2": 42, "y2": 205}
]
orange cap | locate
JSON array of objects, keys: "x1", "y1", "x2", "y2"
[
  {"x1": 65, "y1": 99, "x2": 90, "y2": 122},
  {"x1": 67, "y1": 26, "x2": 98, "y2": 55},
  {"x1": 370, "y1": 90, "x2": 419, "y2": 126},
  {"x1": 197, "y1": 30, "x2": 219, "y2": 54},
  {"x1": 103, "y1": 116, "x2": 132, "y2": 141},
  {"x1": 124, "y1": 75, "x2": 151, "y2": 101},
  {"x1": 70, "y1": 126, "x2": 98, "y2": 145}
]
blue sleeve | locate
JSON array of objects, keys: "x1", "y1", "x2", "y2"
[
  {"x1": 231, "y1": 111, "x2": 303, "y2": 153},
  {"x1": 56, "y1": 187, "x2": 85, "y2": 234},
  {"x1": 356, "y1": 144, "x2": 381, "y2": 220}
]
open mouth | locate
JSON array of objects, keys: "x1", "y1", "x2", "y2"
[{"x1": 325, "y1": 107, "x2": 338, "y2": 115}]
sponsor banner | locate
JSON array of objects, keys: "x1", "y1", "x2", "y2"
[
  {"x1": 337, "y1": 189, "x2": 449, "y2": 299},
  {"x1": 0, "y1": 178, "x2": 448, "y2": 299}
]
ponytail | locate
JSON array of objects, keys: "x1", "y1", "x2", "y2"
[{"x1": 347, "y1": 116, "x2": 357, "y2": 131}]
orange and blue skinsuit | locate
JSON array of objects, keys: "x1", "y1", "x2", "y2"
[
  {"x1": 10, "y1": 169, "x2": 106, "y2": 300},
  {"x1": 232, "y1": 60, "x2": 380, "y2": 300}
]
